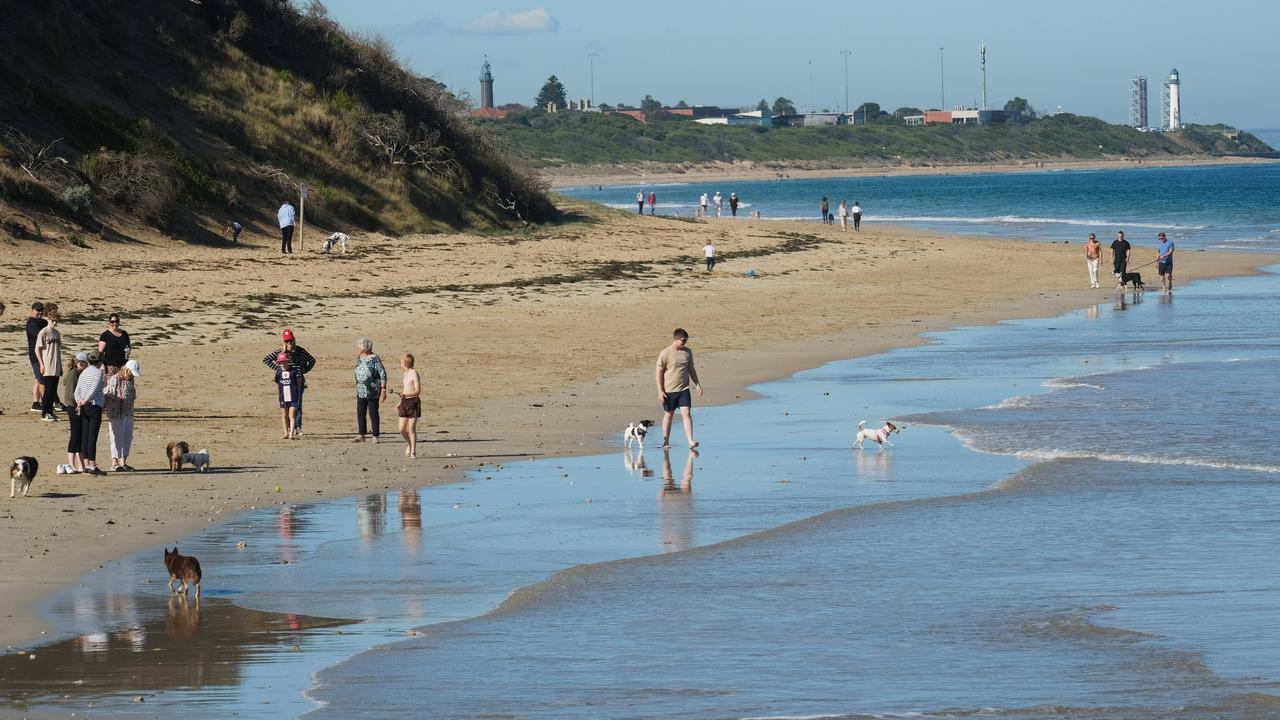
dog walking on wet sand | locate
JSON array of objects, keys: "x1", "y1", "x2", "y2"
[
  {"x1": 854, "y1": 420, "x2": 899, "y2": 450},
  {"x1": 164, "y1": 547, "x2": 202, "y2": 598}
]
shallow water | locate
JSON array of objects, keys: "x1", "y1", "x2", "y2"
[{"x1": 6, "y1": 270, "x2": 1280, "y2": 719}]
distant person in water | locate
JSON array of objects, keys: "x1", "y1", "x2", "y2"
[
  {"x1": 1084, "y1": 233, "x2": 1102, "y2": 288},
  {"x1": 713, "y1": 191, "x2": 723, "y2": 217},
  {"x1": 699, "y1": 192, "x2": 709, "y2": 218},
  {"x1": 648, "y1": 191, "x2": 657, "y2": 215},
  {"x1": 636, "y1": 191, "x2": 645, "y2": 214},
  {"x1": 729, "y1": 192, "x2": 739, "y2": 217},
  {"x1": 851, "y1": 200, "x2": 863, "y2": 230},
  {"x1": 1156, "y1": 231, "x2": 1175, "y2": 292},
  {"x1": 820, "y1": 197, "x2": 829, "y2": 224}
]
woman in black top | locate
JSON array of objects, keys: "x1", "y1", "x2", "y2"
[{"x1": 98, "y1": 313, "x2": 131, "y2": 377}]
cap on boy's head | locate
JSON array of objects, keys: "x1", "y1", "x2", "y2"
[
  {"x1": 276, "y1": 352, "x2": 290, "y2": 363},
  {"x1": 75, "y1": 351, "x2": 89, "y2": 363},
  {"x1": 32, "y1": 302, "x2": 45, "y2": 312},
  {"x1": 87, "y1": 350, "x2": 100, "y2": 364},
  {"x1": 281, "y1": 328, "x2": 295, "y2": 342}
]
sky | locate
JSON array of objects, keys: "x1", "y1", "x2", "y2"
[{"x1": 321, "y1": 0, "x2": 1280, "y2": 128}]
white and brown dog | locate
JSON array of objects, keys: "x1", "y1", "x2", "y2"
[
  {"x1": 10, "y1": 456, "x2": 39, "y2": 498},
  {"x1": 180, "y1": 449, "x2": 211, "y2": 472},
  {"x1": 854, "y1": 420, "x2": 899, "y2": 450},
  {"x1": 623, "y1": 420, "x2": 655, "y2": 449}
]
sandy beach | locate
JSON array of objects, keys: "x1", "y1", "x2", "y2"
[
  {"x1": 0, "y1": 202, "x2": 1271, "y2": 650},
  {"x1": 542, "y1": 155, "x2": 1278, "y2": 189}
]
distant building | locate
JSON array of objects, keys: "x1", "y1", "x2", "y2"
[
  {"x1": 919, "y1": 109, "x2": 1005, "y2": 126},
  {"x1": 903, "y1": 114, "x2": 925, "y2": 126},
  {"x1": 923, "y1": 110, "x2": 952, "y2": 125},
  {"x1": 1130, "y1": 76, "x2": 1148, "y2": 128},
  {"x1": 694, "y1": 110, "x2": 773, "y2": 127},
  {"x1": 771, "y1": 112, "x2": 848, "y2": 128},
  {"x1": 1162, "y1": 68, "x2": 1181, "y2": 131},
  {"x1": 479, "y1": 56, "x2": 494, "y2": 110}
]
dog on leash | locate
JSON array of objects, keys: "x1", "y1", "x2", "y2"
[
  {"x1": 164, "y1": 547, "x2": 202, "y2": 598},
  {"x1": 623, "y1": 420, "x2": 655, "y2": 449},
  {"x1": 854, "y1": 420, "x2": 899, "y2": 450},
  {"x1": 322, "y1": 232, "x2": 349, "y2": 254},
  {"x1": 10, "y1": 456, "x2": 38, "y2": 498},
  {"x1": 166, "y1": 441, "x2": 190, "y2": 472},
  {"x1": 180, "y1": 449, "x2": 211, "y2": 473},
  {"x1": 1117, "y1": 272, "x2": 1145, "y2": 291}
]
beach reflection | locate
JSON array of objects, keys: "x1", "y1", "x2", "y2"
[
  {"x1": 1085, "y1": 304, "x2": 1099, "y2": 321},
  {"x1": 400, "y1": 489, "x2": 423, "y2": 558},
  {"x1": 623, "y1": 447, "x2": 654, "y2": 477},
  {"x1": 854, "y1": 448, "x2": 893, "y2": 480},
  {"x1": 658, "y1": 448, "x2": 696, "y2": 553},
  {"x1": 357, "y1": 493, "x2": 388, "y2": 540}
]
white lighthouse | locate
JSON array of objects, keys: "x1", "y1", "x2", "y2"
[{"x1": 1162, "y1": 68, "x2": 1181, "y2": 131}]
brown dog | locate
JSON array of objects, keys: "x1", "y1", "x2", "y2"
[
  {"x1": 166, "y1": 441, "x2": 190, "y2": 472},
  {"x1": 164, "y1": 546, "x2": 202, "y2": 598}
]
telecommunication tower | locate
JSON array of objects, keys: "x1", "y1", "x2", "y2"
[
  {"x1": 979, "y1": 44, "x2": 987, "y2": 110},
  {"x1": 1129, "y1": 76, "x2": 1148, "y2": 128}
]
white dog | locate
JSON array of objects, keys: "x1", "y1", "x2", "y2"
[
  {"x1": 322, "y1": 232, "x2": 349, "y2": 254},
  {"x1": 181, "y1": 449, "x2": 211, "y2": 472},
  {"x1": 854, "y1": 420, "x2": 899, "y2": 450},
  {"x1": 623, "y1": 420, "x2": 655, "y2": 449},
  {"x1": 10, "y1": 456, "x2": 38, "y2": 498}
]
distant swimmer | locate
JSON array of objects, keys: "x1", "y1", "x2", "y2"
[{"x1": 1156, "y1": 232, "x2": 1175, "y2": 292}]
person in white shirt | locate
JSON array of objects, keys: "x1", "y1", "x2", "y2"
[
  {"x1": 699, "y1": 193, "x2": 709, "y2": 218},
  {"x1": 838, "y1": 200, "x2": 849, "y2": 231},
  {"x1": 636, "y1": 191, "x2": 645, "y2": 214},
  {"x1": 703, "y1": 241, "x2": 716, "y2": 272},
  {"x1": 851, "y1": 201, "x2": 863, "y2": 230},
  {"x1": 713, "y1": 191, "x2": 723, "y2": 217},
  {"x1": 278, "y1": 200, "x2": 297, "y2": 254}
]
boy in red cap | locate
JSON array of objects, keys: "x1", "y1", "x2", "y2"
[
  {"x1": 273, "y1": 353, "x2": 302, "y2": 439},
  {"x1": 263, "y1": 328, "x2": 316, "y2": 435}
]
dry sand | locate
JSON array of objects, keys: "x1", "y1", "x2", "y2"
[{"x1": 0, "y1": 204, "x2": 1271, "y2": 649}]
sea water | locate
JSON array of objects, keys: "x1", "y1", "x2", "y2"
[
  {"x1": 564, "y1": 163, "x2": 1280, "y2": 252},
  {"x1": 5, "y1": 270, "x2": 1280, "y2": 717}
]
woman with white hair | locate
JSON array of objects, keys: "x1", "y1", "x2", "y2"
[
  {"x1": 104, "y1": 358, "x2": 140, "y2": 471},
  {"x1": 353, "y1": 338, "x2": 388, "y2": 443}
]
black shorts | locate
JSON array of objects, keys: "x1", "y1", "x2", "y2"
[
  {"x1": 662, "y1": 389, "x2": 692, "y2": 414},
  {"x1": 30, "y1": 358, "x2": 41, "y2": 380},
  {"x1": 1158, "y1": 258, "x2": 1173, "y2": 275}
]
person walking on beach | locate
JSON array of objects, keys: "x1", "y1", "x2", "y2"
[
  {"x1": 1084, "y1": 233, "x2": 1103, "y2": 288},
  {"x1": 713, "y1": 191, "x2": 723, "y2": 218},
  {"x1": 703, "y1": 241, "x2": 716, "y2": 272},
  {"x1": 34, "y1": 307, "x2": 63, "y2": 421},
  {"x1": 263, "y1": 329, "x2": 316, "y2": 434},
  {"x1": 74, "y1": 351, "x2": 106, "y2": 475},
  {"x1": 278, "y1": 199, "x2": 297, "y2": 254},
  {"x1": 838, "y1": 200, "x2": 849, "y2": 231},
  {"x1": 397, "y1": 353, "x2": 422, "y2": 459},
  {"x1": 26, "y1": 302, "x2": 46, "y2": 412},
  {"x1": 729, "y1": 192, "x2": 739, "y2": 218},
  {"x1": 104, "y1": 359, "x2": 139, "y2": 471},
  {"x1": 353, "y1": 338, "x2": 388, "y2": 443},
  {"x1": 851, "y1": 201, "x2": 863, "y2": 230},
  {"x1": 1110, "y1": 230, "x2": 1132, "y2": 291},
  {"x1": 98, "y1": 313, "x2": 131, "y2": 378},
  {"x1": 1156, "y1": 231, "x2": 1175, "y2": 292},
  {"x1": 699, "y1": 193, "x2": 709, "y2": 218},
  {"x1": 273, "y1": 353, "x2": 302, "y2": 440},
  {"x1": 636, "y1": 191, "x2": 645, "y2": 214},
  {"x1": 648, "y1": 191, "x2": 657, "y2": 215},
  {"x1": 227, "y1": 220, "x2": 243, "y2": 243},
  {"x1": 820, "y1": 197, "x2": 829, "y2": 224},
  {"x1": 60, "y1": 352, "x2": 88, "y2": 474},
  {"x1": 655, "y1": 328, "x2": 703, "y2": 449}
]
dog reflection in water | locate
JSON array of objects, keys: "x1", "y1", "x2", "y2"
[
  {"x1": 624, "y1": 447, "x2": 653, "y2": 477},
  {"x1": 166, "y1": 594, "x2": 201, "y2": 641}
]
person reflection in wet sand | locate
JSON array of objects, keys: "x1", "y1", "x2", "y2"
[
  {"x1": 166, "y1": 594, "x2": 200, "y2": 641},
  {"x1": 658, "y1": 447, "x2": 696, "y2": 552},
  {"x1": 399, "y1": 489, "x2": 423, "y2": 557},
  {"x1": 1085, "y1": 304, "x2": 1099, "y2": 321},
  {"x1": 1113, "y1": 294, "x2": 1128, "y2": 312},
  {"x1": 357, "y1": 493, "x2": 387, "y2": 540}
]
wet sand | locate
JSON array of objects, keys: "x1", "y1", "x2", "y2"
[{"x1": 0, "y1": 201, "x2": 1272, "y2": 652}]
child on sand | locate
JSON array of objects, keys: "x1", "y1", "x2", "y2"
[
  {"x1": 397, "y1": 353, "x2": 422, "y2": 459},
  {"x1": 274, "y1": 353, "x2": 301, "y2": 439}
]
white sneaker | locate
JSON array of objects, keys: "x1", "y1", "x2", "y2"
[{"x1": 56, "y1": 464, "x2": 68, "y2": 474}]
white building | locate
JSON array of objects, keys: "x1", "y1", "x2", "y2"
[{"x1": 1162, "y1": 68, "x2": 1182, "y2": 131}]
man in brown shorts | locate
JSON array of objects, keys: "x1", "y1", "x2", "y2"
[{"x1": 655, "y1": 328, "x2": 704, "y2": 449}]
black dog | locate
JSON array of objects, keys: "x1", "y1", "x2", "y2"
[{"x1": 1118, "y1": 272, "x2": 1145, "y2": 291}]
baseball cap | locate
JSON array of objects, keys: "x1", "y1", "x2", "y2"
[
  {"x1": 75, "y1": 351, "x2": 89, "y2": 363},
  {"x1": 276, "y1": 352, "x2": 290, "y2": 363},
  {"x1": 32, "y1": 302, "x2": 45, "y2": 311},
  {"x1": 124, "y1": 359, "x2": 141, "y2": 377},
  {"x1": 281, "y1": 328, "x2": 295, "y2": 342},
  {"x1": 87, "y1": 350, "x2": 100, "y2": 363}
]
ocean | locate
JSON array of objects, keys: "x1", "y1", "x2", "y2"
[
  {"x1": 563, "y1": 162, "x2": 1280, "y2": 252},
  {"x1": 4, "y1": 167, "x2": 1280, "y2": 719}
]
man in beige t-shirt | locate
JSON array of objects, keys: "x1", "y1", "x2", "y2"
[{"x1": 655, "y1": 328, "x2": 703, "y2": 449}]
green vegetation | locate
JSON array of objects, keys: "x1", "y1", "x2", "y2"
[
  {"x1": 0, "y1": 0, "x2": 553, "y2": 243},
  {"x1": 486, "y1": 111, "x2": 1273, "y2": 169}
]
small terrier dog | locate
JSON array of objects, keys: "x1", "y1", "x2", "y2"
[
  {"x1": 166, "y1": 441, "x2": 190, "y2": 472},
  {"x1": 623, "y1": 420, "x2": 655, "y2": 449},
  {"x1": 164, "y1": 547, "x2": 202, "y2": 598},
  {"x1": 10, "y1": 456, "x2": 39, "y2": 498},
  {"x1": 181, "y1": 449, "x2": 211, "y2": 473},
  {"x1": 854, "y1": 420, "x2": 899, "y2": 450},
  {"x1": 322, "y1": 232, "x2": 349, "y2": 254}
]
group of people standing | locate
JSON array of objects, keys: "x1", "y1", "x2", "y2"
[
  {"x1": 1085, "y1": 230, "x2": 1175, "y2": 292},
  {"x1": 697, "y1": 191, "x2": 740, "y2": 218},
  {"x1": 23, "y1": 302, "x2": 141, "y2": 475},
  {"x1": 820, "y1": 197, "x2": 863, "y2": 230}
]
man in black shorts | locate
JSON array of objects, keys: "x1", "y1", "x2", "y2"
[{"x1": 655, "y1": 328, "x2": 704, "y2": 449}]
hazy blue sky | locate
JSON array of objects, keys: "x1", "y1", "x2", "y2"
[{"x1": 321, "y1": 0, "x2": 1279, "y2": 128}]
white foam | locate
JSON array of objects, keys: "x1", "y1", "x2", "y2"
[
  {"x1": 1009, "y1": 448, "x2": 1280, "y2": 475},
  {"x1": 981, "y1": 394, "x2": 1035, "y2": 410},
  {"x1": 1045, "y1": 378, "x2": 1105, "y2": 391},
  {"x1": 872, "y1": 214, "x2": 1208, "y2": 230}
]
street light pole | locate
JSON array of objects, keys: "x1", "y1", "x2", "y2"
[
  {"x1": 840, "y1": 49, "x2": 851, "y2": 116},
  {"x1": 587, "y1": 52, "x2": 598, "y2": 106}
]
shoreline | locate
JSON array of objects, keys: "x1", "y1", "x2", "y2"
[
  {"x1": 0, "y1": 209, "x2": 1274, "y2": 651},
  {"x1": 542, "y1": 155, "x2": 1279, "y2": 189}
]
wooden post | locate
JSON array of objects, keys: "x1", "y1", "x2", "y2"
[{"x1": 298, "y1": 183, "x2": 308, "y2": 252}]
